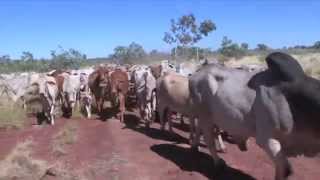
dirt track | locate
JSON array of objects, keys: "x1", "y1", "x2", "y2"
[{"x1": 1, "y1": 112, "x2": 320, "y2": 180}]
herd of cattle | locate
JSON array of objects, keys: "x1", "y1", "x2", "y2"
[{"x1": 1, "y1": 52, "x2": 320, "y2": 180}]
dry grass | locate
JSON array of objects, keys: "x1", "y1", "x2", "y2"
[
  {"x1": 0, "y1": 139, "x2": 48, "y2": 180},
  {"x1": 72, "y1": 106, "x2": 85, "y2": 119},
  {"x1": 52, "y1": 121, "x2": 79, "y2": 157},
  {"x1": 0, "y1": 100, "x2": 27, "y2": 130},
  {"x1": 223, "y1": 52, "x2": 320, "y2": 79}
]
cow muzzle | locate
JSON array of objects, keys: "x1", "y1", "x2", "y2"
[{"x1": 99, "y1": 83, "x2": 108, "y2": 87}]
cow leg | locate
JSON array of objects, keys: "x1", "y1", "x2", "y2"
[
  {"x1": 189, "y1": 118, "x2": 200, "y2": 151},
  {"x1": 150, "y1": 90, "x2": 157, "y2": 124},
  {"x1": 158, "y1": 104, "x2": 166, "y2": 131},
  {"x1": 86, "y1": 104, "x2": 91, "y2": 119},
  {"x1": 145, "y1": 102, "x2": 152, "y2": 128},
  {"x1": 256, "y1": 137, "x2": 292, "y2": 180},
  {"x1": 50, "y1": 104, "x2": 55, "y2": 125},
  {"x1": 180, "y1": 114, "x2": 185, "y2": 125},
  {"x1": 213, "y1": 126, "x2": 226, "y2": 153},
  {"x1": 119, "y1": 93, "x2": 125, "y2": 123},
  {"x1": 96, "y1": 97, "x2": 103, "y2": 114},
  {"x1": 166, "y1": 109, "x2": 173, "y2": 133},
  {"x1": 215, "y1": 134, "x2": 226, "y2": 153},
  {"x1": 201, "y1": 122, "x2": 225, "y2": 174}
]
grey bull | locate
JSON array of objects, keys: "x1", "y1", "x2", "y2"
[
  {"x1": 189, "y1": 52, "x2": 320, "y2": 180},
  {"x1": 157, "y1": 72, "x2": 226, "y2": 151}
]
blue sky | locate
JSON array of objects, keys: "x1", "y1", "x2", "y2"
[{"x1": 0, "y1": 0, "x2": 319, "y2": 59}]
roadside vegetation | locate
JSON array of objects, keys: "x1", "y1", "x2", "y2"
[{"x1": 0, "y1": 100, "x2": 27, "y2": 130}]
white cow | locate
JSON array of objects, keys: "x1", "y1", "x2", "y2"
[
  {"x1": 133, "y1": 65, "x2": 157, "y2": 127},
  {"x1": 79, "y1": 72, "x2": 92, "y2": 118},
  {"x1": 24, "y1": 75, "x2": 58, "y2": 125}
]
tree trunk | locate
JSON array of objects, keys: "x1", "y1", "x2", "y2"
[{"x1": 196, "y1": 47, "x2": 199, "y2": 61}]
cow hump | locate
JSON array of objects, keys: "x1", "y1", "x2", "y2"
[{"x1": 266, "y1": 52, "x2": 304, "y2": 81}]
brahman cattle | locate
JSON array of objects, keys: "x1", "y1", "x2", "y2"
[
  {"x1": 132, "y1": 65, "x2": 157, "y2": 127},
  {"x1": 156, "y1": 72, "x2": 226, "y2": 152},
  {"x1": 88, "y1": 66, "x2": 110, "y2": 115},
  {"x1": 109, "y1": 68, "x2": 129, "y2": 122},
  {"x1": 189, "y1": 52, "x2": 320, "y2": 180},
  {"x1": 79, "y1": 72, "x2": 92, "y2": 118},
  {"x1": 24, "y1": 75, "x2": 58, "y2": 125}
]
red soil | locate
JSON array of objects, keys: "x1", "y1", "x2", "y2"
[{"x1": 1, "y1": 112, "x2": 320, "y2": 180}]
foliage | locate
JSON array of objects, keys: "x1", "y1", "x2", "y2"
[
  {"x1": 0, "y1": 55, "x2": 11, "y2": 64},
  {"x1": 313, "y1": 41, "x2": 320, "y2": 49},
  {"x1": 0, "y1": 47, "x2": 93, "y2": 73},
  {"x1": 0, "y1": 102, "x2": 26, "y2": 129},
  {"x1": 163, "y1": 13, "x2": 216, "y2": 59},
  {"x1": 164, "y1": 14, "x2": 216, "y2": 46},
  {"x1": 110, "y1": 42, "x2": 147, "y2": 64},
  {"x1": 21, "y1": 51, "x2": 34, "y2": 61},
  {"x1": 256, "y1": 43, "x2": 269, "y2": 51},
  {"x1": 49, "y1": 47, "x2": 87, "y2": 70},
  {"x1": 218, "y1": 36, "x2": 248, "y2": 58}
]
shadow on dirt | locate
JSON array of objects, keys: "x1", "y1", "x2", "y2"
[
  {"x1": 122, "y1": 113, "x2": 189, "y2": 144},
  {"x1": 151, "y1": 144, "x2": 256, "y2": 180},
  {"x1": 98, "y1": 107, "x2": 119, "y2": 121}
]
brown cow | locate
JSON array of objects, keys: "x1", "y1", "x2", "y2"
[
  {"x1": 109, "y1": 68, "x2": 129, "y2": 122},
  {"x1": 88, "y1": 66, "x2": 110, "y2": 114}
]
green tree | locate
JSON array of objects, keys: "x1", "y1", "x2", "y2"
[
  {"x1": 241, "y1": 43, "x2": 249, "y2": 50},
  {"x1": 21, "y1": 51, "x2": 34, "y2": 61},
  {"x1": 49, "y1": 47, "x2": 87, "y2": 70},
  {"x1": 313, "y1": 41, "x2": 320, "y2": 49},
  {"x1": 112, "y1": 42, "x2": 146, "y2": 64},
  {"x1": 163, "y1": 13, "x2": 216, "y2": 60},
  {"x1": 219, "y1": 36, "x2": 247, "y2": 58},
  {"x1": 256, "y1": 44, "x2": 269, "y2": 51},
  {"x1": 0, "y1": 55, "x2": 10, "y2": 64}
]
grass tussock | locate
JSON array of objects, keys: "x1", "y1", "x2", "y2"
[
  {"x1": 52, "y1": 121, "x2": 79, "y2": 157},
  {"x1": 0, "y1": 101, "x2": 27, "y2": 130},
  {"x1": 0, "y1": 140, "x2": 48, "y2": 180}
]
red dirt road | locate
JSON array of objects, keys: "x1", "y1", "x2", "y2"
[{"x1": 1, "y1": 112, "x2": 320, "y2": 180}]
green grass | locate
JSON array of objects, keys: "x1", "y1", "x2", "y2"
[{"x1": 0, "y1": 101, "x2": 27, "y2": 130}]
